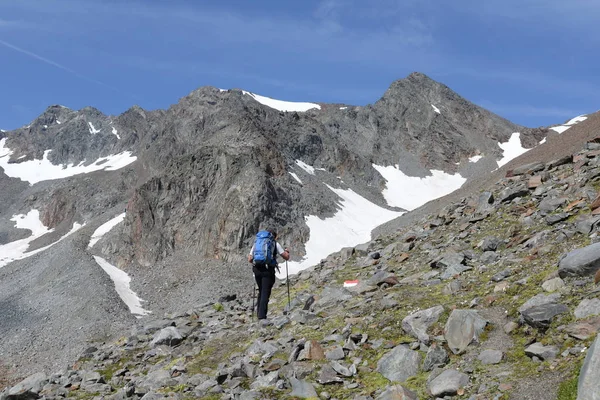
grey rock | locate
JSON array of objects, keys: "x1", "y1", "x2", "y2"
[
  {"x1": 250, "y1": 371, "x2": 279, "y2": 389},
  {"x1": 375, "y1": 385, "x2": 418, "y2": 400},
  {"x1": 575, "y1": 298, "x2": 600, "y2": 319},
  {"x1": 289, "y1": 377, "x2": 318, "y2": 398},
  {"x1": 559, "y1": 242, "x2": 600, "y2": 278},
  {"x1": 539, "y1": 197, "x2": 568, "y2": 212},
  {"x1": 318, "y1": 364, "x2": 343, "y2": 384},
  {"x1": 477, "y1": 191, "x2": 495, "y2": 212},
  {"x1": 480, "y1": 236, "x2": 502, "y2": 252},
  {"x1": 578, "y1": 335, "x2": 600, "y2": 400},
  {"x1": 491, "y1": 269, "x2": 511, "y2": 282},
  {"x1": 510, "y1": 161, "x2": 545, "y2": 176},
  {"x1": 423, "y1": 343, "x2": 449, "y2": 372},
  {"x1": 5, "y1": 373, "x2": 48, "y2": 399},
  {"x1": 431, "y1": 252, "x2": 465, "y2": 269},
  {"x1": 546, "y1": 213, "x2": 570, "y2": 225},
  {"x1": 428, "y1": 369, "x2": 470, "y2": 397},
  {"x1": 325, "y1": 345, "x2": 346, "y2": 360},
  {"x1": 477, "y1": 349, "x2": 503, "y2": 365},
  {"x1": 542, "y1": 277, "x2": 565, "y2": 292},
  {"x1": 521, "y1": 303, "x2": 569, "y2": 329},
  {"x1": 331, "y1": 361, "x2": 354, "y2": 377},
  {"x1": 524, "y1": 342, "x2": 560, "y2": 360},
  {"x1": 150, "y1": 327, "x2": 184, "y2": 347},
  {"x1": 440, "y1": 264, "x2": 471, "y2": 279},
  {"x1": 444, "y1": 309, "x2": 488, "y2": 354},
  {"x1": 518, "y1": 293, "x2": 561, "y2": 313},
  {"x1": 376, "y1": 345, "x2": 421, "y2": 382},
  {"x1": 314, "y1": 287, "x2": 353, "y2": 310},
  {"x1": 401, "y1": 305, "x2": 445, "y2": 344},
  {"x1": 499, "y1": 186, "x2": 529, "y2": 202}
]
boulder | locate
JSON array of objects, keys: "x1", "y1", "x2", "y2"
[
  {"x1": 428, "y1": 369, "x2": 469, "y2": 397},
  {"x1": 444, "y1": 309, "x2": 488, "y2": 354},
  {"x1": 401, "y1": 305, "x2": 444, "y2": 344},
  {"x1": 578, "y1": 335, "x2": 600, "y2": 399},
  {"x1": 377, "y1": 345, "x2": 421, "y2": 383},
  {"x1": 558, "y1": 243, "x2": 600, "y2": 278}
]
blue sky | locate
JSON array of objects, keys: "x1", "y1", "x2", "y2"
[{"x1": 0, "y1": 0, "x2": 598, "y2": 130}]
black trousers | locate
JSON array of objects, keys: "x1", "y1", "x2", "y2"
[{"x1": 253, "y1": 264, "x2": 276, "y2": 319}]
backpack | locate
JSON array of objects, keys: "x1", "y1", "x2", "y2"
[{"x1": 253, "y1": 230, "x2": 276, "y2": 266}]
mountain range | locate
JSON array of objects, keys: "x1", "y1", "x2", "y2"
[{"x1": 0, "y1": 72, "x2": 597, "y2": 398}]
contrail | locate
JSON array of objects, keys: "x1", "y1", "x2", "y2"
[{"x1": 0, "y1": 38, "x2": 137, "y2": 99}]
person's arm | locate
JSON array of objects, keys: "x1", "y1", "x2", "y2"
[
  {"x1": 276, "y1": 242, "x2": 290, "y2": 261},
  {"x1": 248, "y1": 243, "x2": 255, "y2": 263}
]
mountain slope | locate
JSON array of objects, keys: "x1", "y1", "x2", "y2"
[{"x1": 0, "y1": 73, "x2": 578, "y2": 380}]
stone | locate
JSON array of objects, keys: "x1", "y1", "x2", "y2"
[
  {"x1": 521, "y1": 303, "x2": 569, "y2": 329},
  {"x1": 444, "y1": 309, "x2": 488, "y2": 354},
  {"x1": 546, "y1": 213, "x2": 570, "y2": 225},
  {"x1": 375, "y1": 385, "x2": 418, "y2": 400},
  {"x1": 423, "y1": 343, "x2": 449, "y2": 372},
  {"x1": 578, "y1": 335, "x2": 600, "y2": 399},
  {"x1": 477, "y1": 349, "x2": 503, "y2": 365},
  {"x1": 542, "y1": 277, "x2": 565, "y2": 292},
  {"x1": 250, "y1": 371, "x2": 279, "y2": 389},
  {"x1": 318, "y1": 365, "x2": 343, "y2": 384},
  {"x1": 288, "y1": 377, "x2": 318, "y2": 399},
  {"x1": 150, "y1": 327, "x2": 184, "y2": 347},
  {"x1": 558, "y1": 242, "x2": 600, "y2": 278},
  {"x1": 314, "y1": 287, "x2": 353, "y2": 309},
  {"x1": 491, "y1": 269, "x2": 511, "y2": 282},
  {"x1": 428, "y1": 369, "x2": 470, "y2": 397},
  {"x1": 575, "y1": 298, "x2": 600, "y2": 319},
  {"x1": 401, "y1": 305, "x2": 445, "y2": 344},
  {"x1": 524, "y1": 343, "x2": 560, "y2": 360},
  {"x1": 480, "y1": 236, "x2": 502, "y2": 252},
  {"x1": 510, "y1": 162, "x2": 545, "y2": 176},
  {"x1": 519, "y1": 293, "x2": 561, "y2": 313},
  {"x1": 325, "y1": 345, "x2": 345, "y2": 360},
  {"x1": 298, "y1": 340, "x2": 325, "y2": 361},
  {"x1": 499, "y1": 186, "x2": 529, "y2": 203},
  {"x1": 376, "y1": 345, "x2": 422, "y2": 382},
  {"x1": 538, "y1": 197, "x2": 568, "y2": 212},
  {"x1": 5, "y1": 372, "x2": 48, "y2": 399}
]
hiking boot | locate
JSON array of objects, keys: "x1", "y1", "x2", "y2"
[{"x1": 258, "y1": 319, "x2": 272, "y2": 327}]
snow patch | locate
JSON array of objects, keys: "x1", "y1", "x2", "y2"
[
  {"x1": 372, "y1": 165, "x2": 466, "y2": 211},
  {"x1": 539, "y1": 137, "x2": 547, "y2": 144},
  {"x1": 284, "y1": 185, "x2": 403, "y2": 275},
  {"x1": 56, "y1": 120, "x2": 61, "y2": 124},
  {"x1": 550, "y1": 114, "x2": 587, "y2": 134},
  {"x1": 111, "y1": 127, "x2": 121, "y2": 139},
  {"x1": 88, "y1": 122, "x2": 101, "y2": 134},
  {"x1": 295, "y1": 160, "x2": 315, "y2": 175},
  {"x1": 43, "y1": 125, "x2": 48, "y2": 129},
  {"x1": 497, "y1": 132, "x2": 528, "y2": 167},
  {"x1": 289, "y1": 172, "x2": 303, "y2": 184},
  {"x1": 0, "y1": 129, "x2": 5, "y2": 132},
  {"x1": 469, "y1": 155, "x2": 483, "y2": 163},
  {"x1": 0, "y1": 138, "x2": 137, "y2": 185},
  {"x1": 88, "y1": 213, "x2": 126, "y2": 248},
  {"x1": 0, "y1": 210, "x2": 84, "y2": 269},
  {"x1": 93, "y1": 256, "x2": 151, "y2": 318},
  {"x1": 431, "y1": 104, "x2": 441, "y2": 114},
  {"x1": 340, "y1": 107, "x2": 348, "y2": 110},
  {"x1": 242, "y1": 91, "x2": 320, "y2": 112}
]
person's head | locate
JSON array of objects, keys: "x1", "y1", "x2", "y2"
[{"x1": 266, "y1": 227, "x2": 277, "y2": 239}]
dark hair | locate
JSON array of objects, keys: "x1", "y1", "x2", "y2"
[{"x1": 266, "y1": 227, "x2": 277, "y2": 237}]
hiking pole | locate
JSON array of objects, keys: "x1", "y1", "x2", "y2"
[
  {"x1": 286, "y1": 260, "x2": 291, "y2": 313},
  {"x1": 252, "y1": 284, "x2": 256, "y2": 322}
]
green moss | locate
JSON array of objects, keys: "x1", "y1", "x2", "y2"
[
  {"x1": 213, "y1": 302, "x2": 224, "y2": 312},
  {"x1": 403, "y1": 371, "x2": 431, "y2": 398}
]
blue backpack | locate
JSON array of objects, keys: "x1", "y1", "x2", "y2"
[{"x1": 253, "y1": 231, "x2": 276, "y2": 265}]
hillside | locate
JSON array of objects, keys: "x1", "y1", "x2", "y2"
[{"x1": 3, "y1": 118, "x2": 600, "y2": 399}]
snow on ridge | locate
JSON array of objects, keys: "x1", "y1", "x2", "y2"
[
  {"x1": 0, "y1": 210, "x2": 84, "y2": 269},
  {"x1": 295, "y1": 160, "x2": 315, "y2": 175},
  {"x1": 469, "y1": 155, "x2": 483, "y2": 163},
  {"x1": 497, "y1": 132, "x2": 528, "y2": 168},
  {"x1": 284, "y1": 185, "x2": 403, "y2": 275},
  {"x1": 431, "y1": 104, "x2": 441, "y2": 114},
  {"x1": 289, "y1": 172, "x2": 303, "y2": 184},
  {"x1": 550, "y1": 114, "x2": 587, "y2": 134},
  {"x1": 112, "y1": 127, "x2": 121, "y2": 139},
  {"x1": 88, "y1": 122, "x2": 101, "y2": 134},
  {"x1": 88, "y1": 213, "x2": 126, "y2": 248},
  {"x1": 93, "y1": 256, "x2": 151, "y2": 318},
  {"x1": 242, "y1": 91, "x2": 320, "y2": 112},
  {"x1": 0, "y1": 138, "x2": 137, "y2": 185},
  {"x1": 372, "y1": 164, "x2": 466, "y2": 211},
  {"x1": 56, "y1": 120, "x2": 61, "y2": 124}
]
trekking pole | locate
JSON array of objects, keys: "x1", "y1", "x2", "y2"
[
  {"x1": 286, "y1": 260, "x2": 291, "y2": 313},
  {"x1": 252, "y1": 284, "x2": 256, "y2": 322}
]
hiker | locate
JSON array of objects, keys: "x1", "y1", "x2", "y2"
[{"x1": 248, "y1": 228, "x2": 290, "y2": 321}]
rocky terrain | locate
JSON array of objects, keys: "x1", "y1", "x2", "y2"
[{"x1": 3, "y1": 117, "x2": 600, "y2": 399}]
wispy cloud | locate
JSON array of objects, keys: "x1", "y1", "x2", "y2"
[{"x1": 0, "y1": 38, "x2": 137, "y2": 99}]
